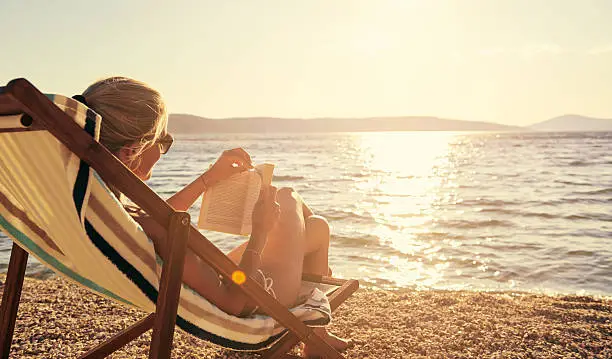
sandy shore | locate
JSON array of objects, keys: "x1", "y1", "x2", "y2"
[{"x1": 0, "y1": 275, "x2": 610, "y2": 358}]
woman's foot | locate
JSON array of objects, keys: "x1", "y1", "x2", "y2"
[{"x1": 301, "y1": 327, "x2": 352, "y2": 358}]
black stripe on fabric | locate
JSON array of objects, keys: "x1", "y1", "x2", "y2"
[
  {"x1": 84, "y1": 109, "x2": 97, "y2": 134},
  {"x1": 84, "y1": 220, "x2": 159, "y2": 304},
  {"x1": 176, "y1": 317, "x2": 285, "y2": 351},
  {"x1": 84, "y1": 109, "x2": 96, "y2": 135},
  {"x1": 72, "y1": 109, "x2": 97, "y2": 220},
  {"x1": 72, "y1": 162, "x2": 89, "y2": 219}
]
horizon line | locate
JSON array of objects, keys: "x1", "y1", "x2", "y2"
[{"x1": 168, "y1": 113, "x2": 612, "y2": 128}]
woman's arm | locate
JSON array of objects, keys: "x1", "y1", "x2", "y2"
[
  {"x1": 165, "y1": 174, "x2": 208, "y2": 211},
  {"x1": 165, "y1": 148, "x2": 253, "y2": 212}
]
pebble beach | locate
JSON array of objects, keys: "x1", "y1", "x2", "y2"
[{"x1": 1, "y1": 275, "x2": 610, "y2": 358}]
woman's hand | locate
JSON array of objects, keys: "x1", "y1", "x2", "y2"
[
  {"x1": 252, "y1": 185, "x2": 281, "y2": 236},
  {"x1": 201, "y1": 148, "x2": 253, "y2": 188}
]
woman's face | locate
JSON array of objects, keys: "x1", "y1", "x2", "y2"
[
  {"x1": 132, "y1": 143, "x2": 162, "y2": 181},
  {"x1": 119, "y1": 128, "x2": 173, "y2": 181}
]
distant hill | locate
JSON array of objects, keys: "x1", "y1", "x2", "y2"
[
  {"x1": 530, "y1": 115, "x2": 612, "y2": 132},
  {"x1": 168, "y1": 114, "x2": 521, "y2": 133}
]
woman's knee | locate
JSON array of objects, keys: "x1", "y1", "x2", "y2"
[
  {"x1": 306, "y1": 215, "x2": 330, "y2": 241},
  {"x1": 276, "y1": 187, "x2": 297, "y2": 202},
  {"x1": 272, "y1": 187, "x2": 304, "y2": 234},
  {"x1": 276, "y1": 187, "x2": 301, "y2": 211}
]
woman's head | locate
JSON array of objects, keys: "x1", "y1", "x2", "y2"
[{"x1": 81, "y1": 77, "x2": 171, "y2": 180}]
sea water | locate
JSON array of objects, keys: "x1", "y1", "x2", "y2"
[{"x1": 1, "y1": 131, "x2": 610, "y2": 296}]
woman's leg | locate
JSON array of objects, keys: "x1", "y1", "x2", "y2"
[
  {"x1": 254, "y1": 187, "x2": 307, "y2": 306},
  {"x1": 227, "y1": 188, "x2": 351, "y2": 355},
  {"x1": 300, "y1": 215, "x2": 352, "y2": 356},
  {"x1": 302, "y1": 215, "x2": 330, "y2": 276},
  {"x1": 226, "y1": 188, "x2": 332, "y2": 304}
]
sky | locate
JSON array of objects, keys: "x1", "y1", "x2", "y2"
[{"x1": 2, "y1": 0, "x2": 612, "y2": 126}]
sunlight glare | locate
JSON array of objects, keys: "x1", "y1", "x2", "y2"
[{"x1": 351, "y1": 131, "x2": 459, "y2": 287}]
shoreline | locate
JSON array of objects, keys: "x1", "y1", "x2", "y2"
[
  {"x1": 3, "y1": 269, "x2": 612, "y2": 300},
  {"x1": 1, "y1": 275, "x2": 610, "y2": 358}
]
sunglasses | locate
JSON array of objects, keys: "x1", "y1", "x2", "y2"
[{"x1": 157, "y1": 133, "x2": 174, "y2": 154}]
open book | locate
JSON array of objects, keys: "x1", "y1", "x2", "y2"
[{"x1": 197, "y1": 163, "x2": 275, "y2": 236}]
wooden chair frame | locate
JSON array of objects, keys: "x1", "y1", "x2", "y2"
[{"x1": 0, "y1": 78, "x2": 359, "y2": 358}]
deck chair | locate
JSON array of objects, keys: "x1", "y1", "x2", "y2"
[{"x1": 0, "y1": 78, "x2": 359, "y2": 358}]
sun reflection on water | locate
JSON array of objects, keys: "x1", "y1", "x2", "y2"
[{"x1": 348, "y1": 131, "x2": 465, "y2": 288}]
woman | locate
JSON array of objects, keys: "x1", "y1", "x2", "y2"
[{"x1": 79, "y1": 76, "x2": 350, "y2": 357}]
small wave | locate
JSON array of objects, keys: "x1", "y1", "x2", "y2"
[
  {"x1": 460, "y1": 199, "x2": 521, "y2": 207},
  {"x1": 476, "y1": 207, "x2": 560, "y2": 219},
  {"x1": 554, "y1": 180, "x2": 593, "y2": 187},
  {"x1": 413, "y1": 231, "x2": 466, "y2": 241},
  {"x1": 372, "y1": 192, "x2": 414, "y2": 198},
  {"x1": 562, "y1": 213, "x2": 612, "y2": 221},
  {"x1": 476, "y1": 208, "x2": 518, "y2": 216},
  {"x1": 331, "y1": 233, "x2": 384, "y2": 250},
  {"x1": 435, "y1": 219, "x2": 515, "y2": 229},
  {"x1": 563, "y1": 214, "x2": 590, "y2": 220},
  {"x1": 572, "y1": 188, "x2": 612, "y2": 196},
  {"x1": 521, "y1": 212, "x2": 559, "y2": 219},
  {"x1": 478, "y1": 242, "x2": 542, "y2": 251},
  {"x1": 321, "y1": 209, "x2": 374, "y2": 222},
  {"x1": 345, "y1": 170, "x2": 388, "y2": 178},
  {"x1": 568, "y1": 160, "x2": 591, "y2": 167},
  {"x1": 566, "y1": 230, "x2": 611, "y2": 239},
  {"x1": 313, "y1": 177, "x2": 353, "y2": 183},
  {"x1": 273, "y1": 175, "x2": 305, "y2": 181},
  {"x1": 331, "y1": 233, "x2": 380, "y2": 247},
  {"x1": 347, "y1": 172, "x2": 370, "y2": 178},
  {"x1": 541, "y1": 197, "x2": 610, "y2": 205},
  {"x1": 380, "y1": 222, "x2": 405, "y2": 231},
  {"x1": 566, "y1": 250, "x2": 595, "y2": 257}
]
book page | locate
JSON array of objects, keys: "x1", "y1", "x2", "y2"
[{"x1": 197, "y1": 163, "x2": 274, "y2": 236}]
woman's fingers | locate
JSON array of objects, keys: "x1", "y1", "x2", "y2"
[
  {"x1": 229, "y1": 160, "x2": 249, "y2": 173},
  {"x1": 224, "y1": 155, "x2": 252, "y2": 171},
  {"x1": 224, "y1": 148, "x2": 253, "y2": 168}
]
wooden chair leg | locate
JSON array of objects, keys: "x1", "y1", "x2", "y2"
[
  {"x1": 0, "y1": 244, "x2": 28, "y2": 359},
  {"x1": 149, "y1": 212, "x2": 190, "y2": 359},
  {"x1": 79, "y1": 313, "x2": 155, "y2": 359}
]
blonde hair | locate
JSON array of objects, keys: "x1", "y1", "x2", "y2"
[{"x1": 81, "y1": 77, "x2": 168, "y2": 168}]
